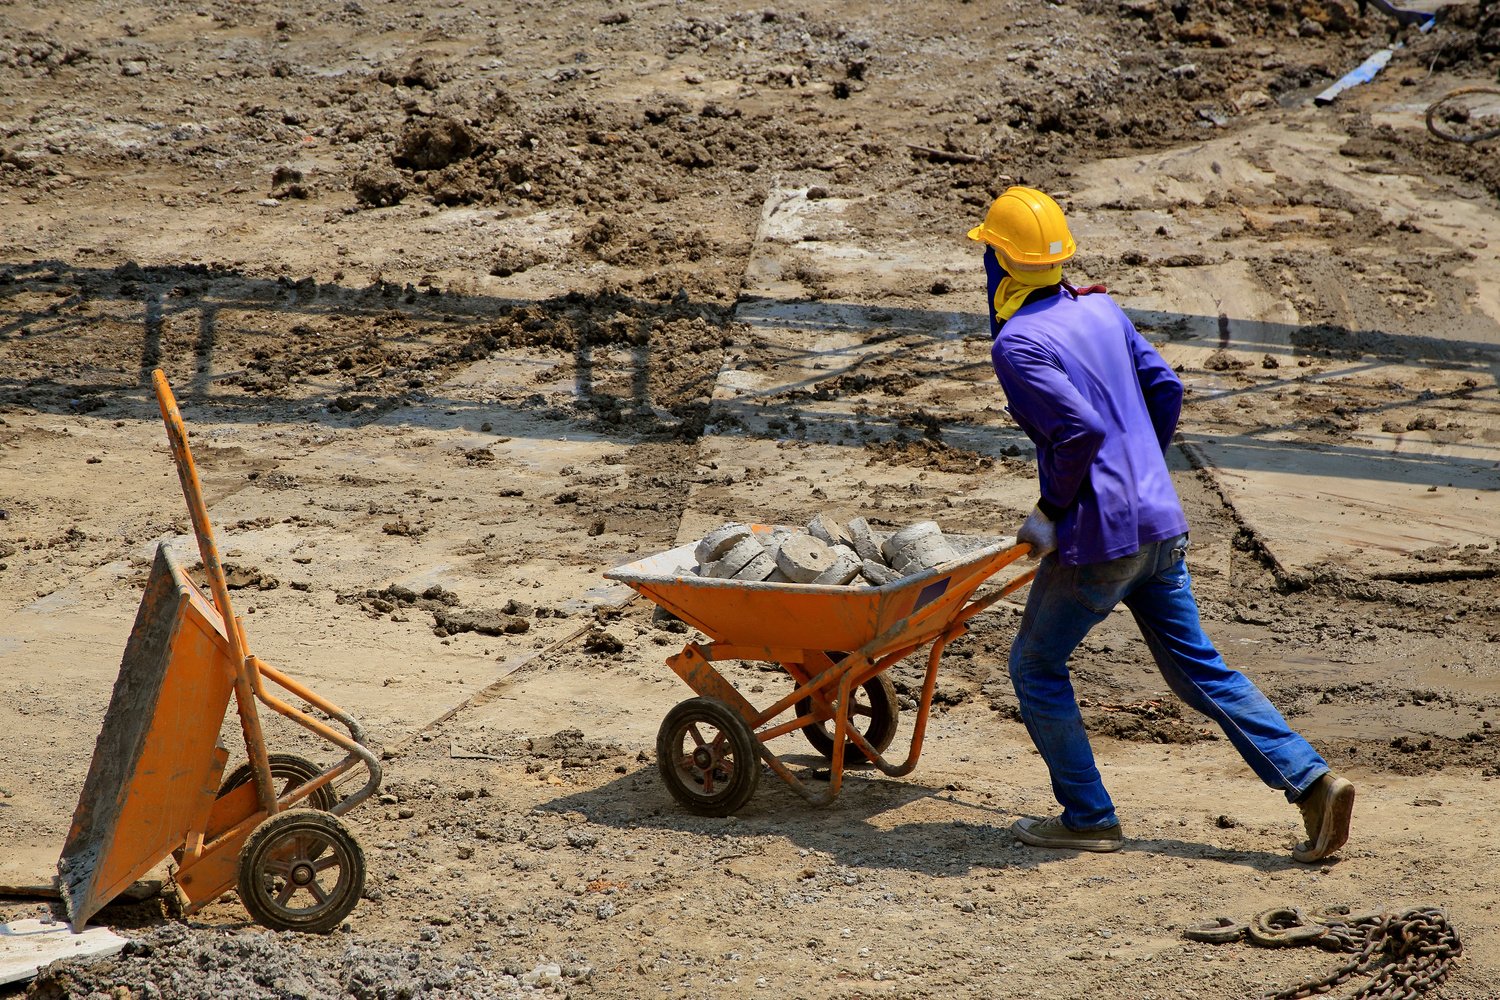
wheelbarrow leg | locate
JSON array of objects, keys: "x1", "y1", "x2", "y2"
[
  {"x1": 845, "y1": 627, "x2": 952, "y2": 778},
  {"x1": 755, "y1": 667, "x2": 861, "y2": 807}
]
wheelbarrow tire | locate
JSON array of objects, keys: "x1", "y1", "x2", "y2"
[
  {"x1": 238, "y1": 808, "x2": 366, "y2": 934},
  {"x1": 796, "y1": 673, "x2": 899, "y2": 763},
  {"x1": 792, "y1": 671, "x2": 894, "y2": 767},
  {"x1": 656, "y1": 697, "x2": 760, "y2": 817},
  {"x1": 219, "y1": 753, "x2": 338, "y2": 811}
]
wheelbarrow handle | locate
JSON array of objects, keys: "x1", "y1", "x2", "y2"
[
  {"x1": 952, "y1": 550, "x2": 1037, "y2": 630},
  {"x1": 152, "y1": 369, "x2": 279, "y2": 817}
]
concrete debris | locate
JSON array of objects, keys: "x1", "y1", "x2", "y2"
[
  {"x1": 702, "y1": 536, "x2": 767, "y2": 579},
  {"x1": 883, "y1": 521, "x2": 959, "y2": 575},
  {"x1": 774, "y1": 533, "x2": 836, "y2": 583},
  {"x1": 734, "y1": 550, "x2": 778, "y2": 582},
  {"x1": 847, "y1": 517, "x2": 884, "y2": 563},
  {"x1": 694, "y1": 522, "x2": 754, "y2": 565},
  {"x1": 692, "y1": 517, "x2": 962, "y2": 587},
  {"x1": 811, "y1": 548, "x2": 862, "y2": 586},
  {"x1": 805, "y1": 513, "x2": 854, "y2": 549}
]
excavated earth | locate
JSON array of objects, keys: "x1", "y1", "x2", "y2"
[{"x1": 2, "y1": 1, "x2": 1499, "y2": 998}]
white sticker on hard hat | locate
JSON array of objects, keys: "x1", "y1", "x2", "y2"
[{"x1": 1049, "y1": 240, "x2": 1063, "y2": 254}]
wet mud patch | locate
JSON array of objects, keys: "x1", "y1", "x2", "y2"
[
  {"x1": 1323, "y1": 728, "x2": 1500, "y2": 776},
  {"x1": 1080, "y1": 697, "x2": 1221, "y2": 745},
  {"x1": 0, "y1": 262, "x2": 508, "y2": 417}
]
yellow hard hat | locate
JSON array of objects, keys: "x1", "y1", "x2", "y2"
[{"x1": 966, "y1": 186, "x2": 1076, "y2": 269}]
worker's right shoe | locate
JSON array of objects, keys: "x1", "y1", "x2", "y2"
[
  {"x1": 1292, "y1": 771, "x2": 1355, "y2": 863},
  {"x1": 1011, "y1": 814, "x2": 1124, "y2": 853}
]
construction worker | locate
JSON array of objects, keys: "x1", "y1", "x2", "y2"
[{"x1": 969, "y1": 186, "x2": 1354, "y2": 861}]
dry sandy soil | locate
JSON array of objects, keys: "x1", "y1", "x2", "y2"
[{"x1": 3, "y1": 1, "x2": 1500, "y2": 998}]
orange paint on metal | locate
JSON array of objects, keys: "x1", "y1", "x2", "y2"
[{"x1": 58, "y1": 548, "x2": 238, "y2": 930}]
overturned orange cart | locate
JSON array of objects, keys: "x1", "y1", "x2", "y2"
[
  {"x1": 606, "y1": 529, "x2": 1035, "y2": 815},
  {"x1": 56, "y1": 370, "x2": 382, "y2": 934}
]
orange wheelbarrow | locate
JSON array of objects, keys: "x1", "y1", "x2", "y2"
[
  {"x1": 56, "y1": 370, "x2": 382, "y2": 934},
  {"x1": 605, "y1": 527, "x2": 1036, "y2": 815}
]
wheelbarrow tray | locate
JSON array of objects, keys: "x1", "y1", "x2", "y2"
[
  {"x1": 58, "y1": 544, "x2": 236, "y2": 929},
  {"x1": 605, "y1": 525, "x2": 1018, "y2": 656}
]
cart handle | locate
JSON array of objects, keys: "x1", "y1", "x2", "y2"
[
  {"x1": 153, "y1": 369, "x2": 279, "y2": 817},
  {"x1": 743, "y1": 547, "x2": 1039, "y2": 734}
]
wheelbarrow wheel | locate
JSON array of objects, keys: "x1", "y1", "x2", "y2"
[
  {"x1": 656, "y1": 697, "x2": 760, "y2": 817},
  {"x1": 795, "y1": 673, "x2": 899, "y2": 763},
  {"x1": 238, "y1": 808, "x2": 365, "y2": 934},
  {"x1": 219, "y1": 753, "x2": 338, "y2": 811}
]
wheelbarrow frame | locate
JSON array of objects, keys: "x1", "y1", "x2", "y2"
[
  {"x1": 57, "y1": 370, "x2": 382, "y2": 932},
  {"x1": 606, "y1": 528, "x2": 1036, "y2": 811}
]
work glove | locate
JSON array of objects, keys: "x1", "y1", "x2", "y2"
[{"x1": 1017, "y1": 506, "x2": 1057, "y2": 559}]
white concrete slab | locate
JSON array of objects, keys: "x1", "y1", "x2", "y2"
[{"x1": 0, "y1": 920, "x2": 127, "y2": 986}]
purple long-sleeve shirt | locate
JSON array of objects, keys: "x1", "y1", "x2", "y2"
[{"x1": 989, "y1": 280, "x2": 1188, "y2": 566}]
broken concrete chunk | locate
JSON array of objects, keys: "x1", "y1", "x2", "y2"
[
  {"x1": 704, "y1": 536, "x2": 766, "y2": 579},
  {"x1": 806, "y1": 513, "x2": 854, "y2": 549},
  {"x1": 861, "y1": 559, "x2": 899, "y2": 586},
  {"x1": 732, "y1": 550, "x2": 777, "y2": 582},
  {"x1": 891, "y1": 539, "x2": 959, "y2": 575},
  {"x1": 694, "y1": 522, "x2": 754, "y2": 565},
  {"x1": 774, "y1": 532, "x2": 835, "y2": 583},
  {"x1": 847, "y1": 517, "x2": 884, "y2": 563},
  {"x1": 811, "y1": 549, "x2": 862, "y2": 586},
  {"x1": 884, "y1": 520, "x2": 959, "y2": 574},
  {"x1": 882, "y1": 521, "x2": 938, "y2": 562}
]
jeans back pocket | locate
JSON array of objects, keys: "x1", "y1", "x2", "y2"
[{"x1": 1072, "y1": 548, "x2": 1153, "y2": 614}]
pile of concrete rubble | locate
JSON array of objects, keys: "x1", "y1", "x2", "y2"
[{"x1": 692, "y1": 517, "x2": 960, "y2": 587}]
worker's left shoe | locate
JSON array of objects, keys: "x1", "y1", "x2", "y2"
[
  {"x1": 1292, "y1": 771, "x2": 1355, "y2": 863},
  {"x1": 1011, "y1": 814, "x2": 1123, "y2": 853}
]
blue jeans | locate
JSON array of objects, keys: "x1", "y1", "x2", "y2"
[{"x1": 1008, "y1": 534, "x2": 1329, "y2": 831}]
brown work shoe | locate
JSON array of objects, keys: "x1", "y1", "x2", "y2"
[
  {"x1": 1293, "y1": 772, "x2": 1355, "y2": 863},
  {"x1": 1011, "y1": 815, "x2": 1124, "y2": 853}
]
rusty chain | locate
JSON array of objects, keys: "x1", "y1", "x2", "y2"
[
  {"x1": 1425, "y1": 86, "x2": 1500, "y2": 145},
  {"x1": 1183, "y1": 905, "x2": 1463, "y2": 1000}
]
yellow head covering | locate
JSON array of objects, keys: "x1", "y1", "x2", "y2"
[{"x1": 993, "y1": 262, "x2": 1062, "y2": 323}]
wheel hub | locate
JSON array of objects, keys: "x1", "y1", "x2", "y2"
[
  {"x1": 692, "y1": 746, "x2": 715, "y2": 770},
  {"x1": 290, "y1": 861, "x2": 316, "y2": 886}
]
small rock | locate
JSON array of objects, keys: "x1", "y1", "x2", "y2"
[{"x1": 583, "y1": 628, "x2": 624, "y2": 654}]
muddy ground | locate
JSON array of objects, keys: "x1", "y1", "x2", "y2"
[{"x1": 2, "y1": 1, "x2": 1500, "y2": 998}]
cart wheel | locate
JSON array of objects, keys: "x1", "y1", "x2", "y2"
[
  {"x1": 796, "y1": 673, "x2": 899, "y2": 763},
  {"x1": 219, "y1": 753, "x2": 338, "y2": 811},
  {"x1": 656, "y1": 697, "x2": 760, "y2": 816},
  {"x1": 238, "y1": 809, "x2": 365, "y2": 934}
]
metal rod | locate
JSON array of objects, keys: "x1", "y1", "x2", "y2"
[{"x1": 248, "y1": 656, "x2": 384, "y2": 813}]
